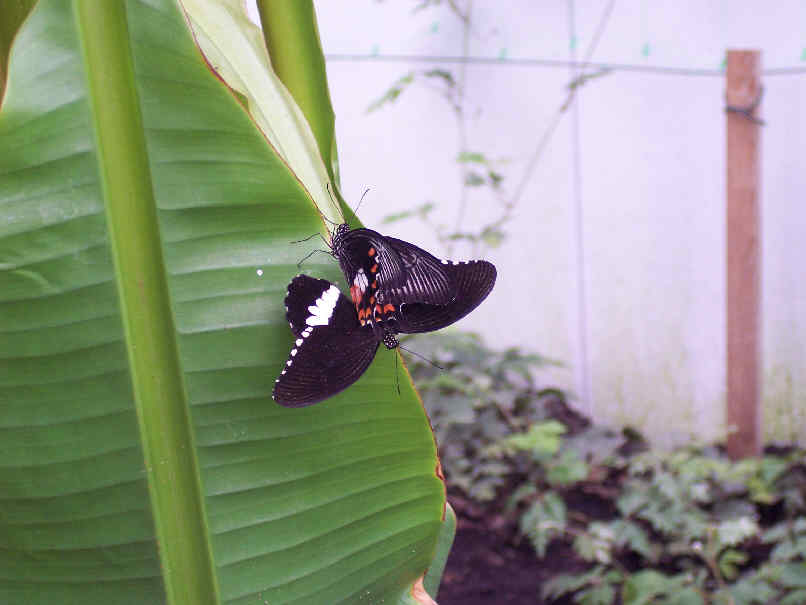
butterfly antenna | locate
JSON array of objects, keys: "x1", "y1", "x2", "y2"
[
  {"x1": 325, "y1": 182, "x2": 347, "y2": 225},
  {"x1": 399, "y1": 345, "x2": 444, "y2": 370},
  {"x1": 353, "y1": 188, "x2": 371, "y2": 216}
]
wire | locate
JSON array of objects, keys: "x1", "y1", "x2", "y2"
[
  {"x1": 509, "y1": 0, "x2": 614, "y2": 206},
  {"x1": 325, "y1": 53, "x2": 806, "y2": 77},
  {"x1": 567, "y1": 0, "x2": 596, "y2": 421}
]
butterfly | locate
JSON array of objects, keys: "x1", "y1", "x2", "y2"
[
  {"x1": 329, "y1": 223, "x2": 496, "y2": 331},
  {"x1": 273, "y1": 255, "x2": 496, "y2": 407}
]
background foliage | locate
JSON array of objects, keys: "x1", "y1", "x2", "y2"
[{"x1": 405, "y1": 332, "x2": 806, "y2": 604}]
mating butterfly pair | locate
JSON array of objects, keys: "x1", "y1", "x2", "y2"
[{"x1": 272, "y1": 223, "x2": 497, "y2": 407}]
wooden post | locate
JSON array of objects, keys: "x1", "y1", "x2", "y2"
[{"x1": 726, "y1": 50, "x2": 762, "y2": 459}]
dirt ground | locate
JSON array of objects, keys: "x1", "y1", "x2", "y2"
[{"x1": 437, "y1": 512, "x2": 583, "y2": 604}]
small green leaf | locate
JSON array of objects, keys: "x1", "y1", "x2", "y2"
[
  {"x1": 542, "y1": 567, "x2": 608, "y2": 599},
  {"x1": 574, "y1": 528, "x2": 612, "y2": 564},
  {"x1": 464, "y1": 171, "x2": 485, "y2": 186},
  {"x1": 718, "y1": 548, "x2": 749, "y2": 580},
  {"x1": 610, "y1": 520, "x2": 655, "y2": 560},
  {"x1": 664, "y1": 587, "x2": 706, "y2": 605},
  {"x1": 423, "y1": 68, "x2": 455, "y2": 86},
  {"x1": 505, "y1": 483, "x2": 537, "y2": 513},
  {"x1": 521, "y1": 491, "x2": 566, "y2": 557},
  {"x1": 776, "y1": 562, "x2": 806, "y2": 588},
  {"x1": 762, "y1": 521, "x2": 790, "y2": 543},
  {"x1": 618, "y1": 487, "x2": 649, "y2": 517},
  {"x1": 480, "y1": 225, "x2": 506, "y2": 248},
  {"x1": 488, "y1": 170, "x2": 504, "y2": 187},
  {"x1": 781, "y1": 589, "x2": 806, "y2": 605},
  {"x1": 720, "y1": 577, "x2": 777, "y2": 605},
  {"x1": 622, "y1": 570, "x2": 675, "y2": 605},
  {"x1": 547, "y1": 449, "x2": 589, "y2": 486},
  {"x1": 499, "y1": 420, "x2": 567, "y2": 457},
  {"x1": 444, "y1": 230, "x2": 478, "y2": 242},
  {"x1": 771, "y1": 536, "x2": 806, "y2": 562},
  {"x1": 456, "y1": 151, "x2": 486, "y2": 164},
  {"x1": 366, "y1": 72, "x2": 415, "y2": 113},
  {"x1": 576, "y1": 584, "x2": 616, "y2": 605},
  {"x1": 382, "y1": 202, "x2": 434, "y2": 224},
  {"x1": 717, "y1": 517, "x2": 759, "y2": 548}
]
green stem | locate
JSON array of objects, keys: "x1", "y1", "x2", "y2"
[{"x1": 74, "y1": 2, "x2": 218, "y2": 603}]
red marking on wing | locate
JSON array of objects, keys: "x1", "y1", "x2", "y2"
[
  {"x1": 350, "y1": 284, "x2": 361, "y2": 305},
  {"x1": 383, "y1": 303, "x2": 395, "y2": 313},
  {"x1": 370, "y1": 264, "x2": 378, "y2": 273},
  {"x1": 368, "y1": 247, "x2": 376, "y2": 256}
]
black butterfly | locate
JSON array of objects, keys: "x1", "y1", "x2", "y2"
[
  {"x1": 272, "y1": 274, "x2": 397, "y2": 407},
  {"x1": 329, "y1": 223, "x2": 496, "y2": 331},
  {"x1": 273, "y1": 256, "x2": 496, "y2": 407}
]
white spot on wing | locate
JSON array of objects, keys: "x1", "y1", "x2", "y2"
[
  {"x1": 305, "y1": 284, "x2": 340, "y2": 326},
  {"x1": 256, "y1": 269, "x2": 263, "y2": 276},
  {"x1": 291, "y1": 349, "x2": 297, "y2": 356},
  {"x1": 296, "y1": 338, "x2": 303, "y2": 346},
  {"x1": 353, "y1": 268, "x2": 369, "y2": 292}
]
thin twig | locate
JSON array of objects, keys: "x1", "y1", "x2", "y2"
[{"x1": 449, "y1": 0, "x2": 473, "y2": 257}]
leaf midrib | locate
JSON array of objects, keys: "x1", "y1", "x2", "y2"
[{"x1": 73, "y1": 2, "x2": 219, "y2": 604}]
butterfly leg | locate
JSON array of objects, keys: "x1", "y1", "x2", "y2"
[{"x1": 296, "y1": 248, "x2": 333, "y2": 269}]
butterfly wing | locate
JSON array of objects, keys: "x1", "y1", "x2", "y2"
[
  {"x1": 337, "y1": 228, "x2": 455, "y2": 315},
  {"x1": 337, "y1": 228, "x2": 406, "y2": 293},
  {"x1": 380, "y1": 236, "x2": 455, "y2": 305},
  {"x1": 390, "y1": 260, "x2": 497, "y2": 333},
  {"x1": 273, "y1": 275, "x2": 380, "y2": 407}
]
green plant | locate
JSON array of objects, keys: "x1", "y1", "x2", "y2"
[
  {"x1": 0, "y1": 2, "x2": 449, "y2": 603},
  {"x1": 405, "y1": 324, "x2": 806, "y2": 603},
  {"x1": 366, "y1": 3, "x2": 513, "y2": 258},
  {"x1": 403, "y1": 331, "x2": 565, "y2": 502},
  {"x1": 366, "y1": 2, "x2": 613, "y2": 261},
  {"x1": 534, "y1": 445, "x2": 806, "y2": 605}
]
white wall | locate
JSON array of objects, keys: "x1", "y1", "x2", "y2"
[{"x1": 251, "y1": 2, "x2": 806, "y2": 446}]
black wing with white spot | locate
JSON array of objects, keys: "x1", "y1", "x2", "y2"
[
  {"x1": 390, "y1": 260, "x2": 497, "y2": 334},
  {"x1": 273, "y1": 275, "x2": 381, "y2": 407}
]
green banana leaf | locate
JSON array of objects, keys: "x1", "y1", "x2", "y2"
[{"x1": 0, "y1": 1, "x2": 450, "y2": 603}]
